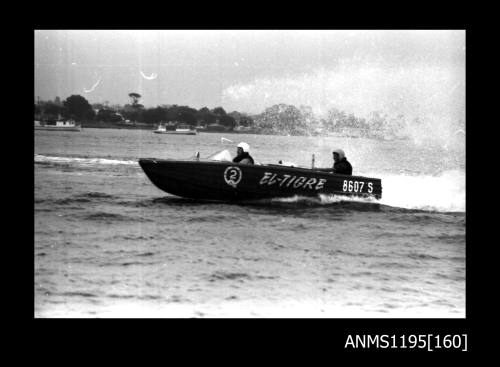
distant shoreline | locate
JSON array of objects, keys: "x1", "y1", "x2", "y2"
[
  {"x1": 81, "y1": 121, "x2": 263, "y2": 134},
  {"x1": 76, "y1": 122, "x2": 406, "y2": 140},
  {"x1": 79, "y1": 123, "x2": 304, "y2": 136},
  {"x1": 82, "y1": 121, "x2": 154, "y2": 130}
]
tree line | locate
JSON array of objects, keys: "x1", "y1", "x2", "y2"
[
  {"x1": 34, "y1": 93, "x2": 254, "y2": 129},
  {"x1": 251, "y1": 104, "x2": 410, "y2": 138},
  {"x1": 35, "y1": 93, "x2": 439, "y2": 139}
]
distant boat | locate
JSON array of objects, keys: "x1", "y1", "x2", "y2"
[
  {"x1": 200, "y1": 123, "x2": 231, "y2": 133},
  {"x1": 35, "y1": 120, "x2": 81, "y2": 132},
  {"x1": 154, "y1": 123, "x2": 197, "y2": 135}
]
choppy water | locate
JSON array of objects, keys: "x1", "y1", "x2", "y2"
[{"x1": 34, "y1": 128, "x2": 465, "y2": 317}]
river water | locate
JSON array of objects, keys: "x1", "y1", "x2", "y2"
[{"x1": 34, "y1": 128, "x2": 465, "y2": 318}]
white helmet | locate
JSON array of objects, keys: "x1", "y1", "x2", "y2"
[
  {"x1": 237, "y1": 142, "x2": 250, "y2": 153},
  {"x1": 332, "y1": 148, "x2": 345, "y2": 160}
]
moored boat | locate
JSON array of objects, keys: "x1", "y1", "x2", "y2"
[
  {"x1": 35, "y1": 120, "x2": 81, "y2": 131},
  {"x1": 154, "y1": 123, "x2": 197, "y2": 135},
  {"x1": 139, "y1": 150, "x2": 382, "y2": 202}
]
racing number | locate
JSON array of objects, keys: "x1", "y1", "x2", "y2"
[
  {"x1": 229, "y1": 170, "x2": 238, "y2": 181},
  {"x1": 343, "y1": 180, "x2": 372, "y2": 193}
]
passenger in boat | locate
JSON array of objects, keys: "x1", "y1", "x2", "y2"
[
  {"x1": 233, "y1": 142, "x2": 255, "y2": 164},
  {"x1": 332, "y1": 148, "x2": 352, "y2": 175},
  {"x1": 315, "y1": 148, "x2": 352, "y2": 175}
]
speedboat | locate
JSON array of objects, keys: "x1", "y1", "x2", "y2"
[
  {"x1": 35, "y1": 120, "x2": 81, "y2": 131},
  {"x1": 154, "y1": 123, "x2": 197, "y2": 135},
  {"x1": 139, "y1": 149, "x2": 382, "y2": 202}
]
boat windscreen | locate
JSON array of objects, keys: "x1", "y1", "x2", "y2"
[{"x1": 206, "y1": 149, "x2": 233, "y2": 161}]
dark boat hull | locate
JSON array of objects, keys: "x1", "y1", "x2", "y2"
[
  {"x1": 153, "y1": 130, "x2": 197, "y2": 135},
  {"x1": 138, "y1": 159, "x2": 382, "y2": 202},
  {"x1": 35, "y1": 125, "x2": 81, "y2": 131}
]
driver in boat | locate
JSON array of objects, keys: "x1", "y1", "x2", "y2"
[
  {"x1": 316, "y1": 148, "x2": 352, "y2": 175},
  {"x1": 233, "y1": 142, "x2": 255, "y2": 164}
]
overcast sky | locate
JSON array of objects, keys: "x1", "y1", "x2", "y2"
[{"x1": 34, "y1": 30, "x2": 465, "y2": 116}]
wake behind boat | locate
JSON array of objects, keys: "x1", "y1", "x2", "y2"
[{"x1": 139, "y1": 149, "x2": 382, "y2": 202}]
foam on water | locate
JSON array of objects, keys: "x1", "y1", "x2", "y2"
[
  {"x1": 271, "y1": 194, "x2": 378, "y2": 206},
  {"x1": 222, "y1": 54, "x2": 465, "y2": 150},
  {"x1": 35, "y1": 154, "x2": 138, "y2": 166},
  {"x1": 378, "y1": 169, "x2": 465, "y2": 212},
  {"x1": 270, "y1": 170, "x2": 465, "y2": 213}
]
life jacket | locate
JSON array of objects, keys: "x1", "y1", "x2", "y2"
[{"x1": 233, "y1": 152, "x2": 254, "y2": 164}]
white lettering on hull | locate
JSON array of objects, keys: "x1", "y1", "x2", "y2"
[
  {"x1": 342, "y1": 179, "x2": 374, "y2": 193},
  {"x1": 259, "y1": 172, "x2": 327, "y2": 190}
]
